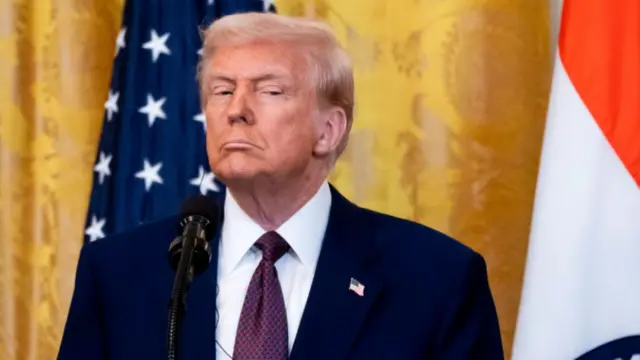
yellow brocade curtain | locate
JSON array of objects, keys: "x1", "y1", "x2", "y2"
[
  {"x1": 275, "y1": 0, "x2": 552, "y2": 355},
  {"x1": 0, "y1": 0, "x2": 122, "y2": 359}
]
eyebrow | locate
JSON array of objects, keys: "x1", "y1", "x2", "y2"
[{"x1": 207, "y1": 72, "x2": 291, "y2": 84}]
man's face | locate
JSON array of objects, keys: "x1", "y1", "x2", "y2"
[{"x1": 203, "y1": 42, "x2": 321, "y2": 185}]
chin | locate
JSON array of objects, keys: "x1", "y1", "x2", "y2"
[{"x1": 210, "y1": 157, "x2": 265, "y2": 185}]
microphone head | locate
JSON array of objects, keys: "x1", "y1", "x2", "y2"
[
  {"x1": 179, "y1": 195, "x2": 219, "y2": 240},
  {"x1": 169, "y1": 195, "x2": 219, "y2": 274}
]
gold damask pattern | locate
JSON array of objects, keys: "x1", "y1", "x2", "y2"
[
  {"x1": 0, "y1": 0, "x2": 122, "y2": 359},
  {"x1": 276, "y1": 0, "x2": 552, "y2": 355}
]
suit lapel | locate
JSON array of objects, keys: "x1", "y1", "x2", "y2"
[{"x1": 290, "y1": 185, "x2": 383, "y2": 360}]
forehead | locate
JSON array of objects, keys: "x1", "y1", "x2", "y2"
[{"x1": 207, "y1": 42, "x2": 309, "y2": 81}]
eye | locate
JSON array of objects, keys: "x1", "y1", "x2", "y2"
[
  {"x1": 208, "y1": 83, "x2": 233, "y2": 96},
  {"x1": 257, "y1": 84, "x2": 284, "y2": 96},
  {"x1": 261, "y1": 88, "x2": 283, "y2": 96},
  {"x1": 211, "y1": 87, "x2": 233, "y2": 96}
]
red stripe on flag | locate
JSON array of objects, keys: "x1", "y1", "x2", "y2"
[{"x1": 559, "y1": 0, "x2": 640, "y2": 187}]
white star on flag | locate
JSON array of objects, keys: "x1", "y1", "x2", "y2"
[
  {"x1": 208, "y1": 0, "x2": 214, "y2": 5},
  {"x1": 135, "y1": 159, "x2": 163, "y2": 191},
  {"x1": 104, "y1": 90, "x2": 119, "y2": 121},
  {"x1": 197, "y1": 47, "x2": 203, "y2": 56},
  {"x1": 94, "y1": 151, "x2": 112, "y2": 185},
  {"x1": 138, "y1": 93, "x2": 167, "y2": 127},
  {"x1": 263, "y1": 0, "x2": 274, "y2": 11},
  {"x1": 190, "y1": 166, "x2": 219, "y2": 195},
  {"x1": 85, "y1": 215, "x2": 106, "y2": 242},
  {"x1": 115, "y1": 27, "x2": 126, "y2": 57},
  {"x1": 193, "y1": 111, "x2": 206, "y2": 131},
  {"x1": 142, "y1": 29, "x2": 171, "y2": 63}
]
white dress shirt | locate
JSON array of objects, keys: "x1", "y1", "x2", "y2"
[{"x1": 215, "y1": 181, "x2": 332, "y2": 359}]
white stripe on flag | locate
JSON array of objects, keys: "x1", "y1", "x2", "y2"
[{"x1": 512, "y1": 53, "x2": 640, "y2": 360}]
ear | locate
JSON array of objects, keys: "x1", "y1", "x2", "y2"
[{"x1": 313, "y1": 106, "x2": 347, "y2": 157}]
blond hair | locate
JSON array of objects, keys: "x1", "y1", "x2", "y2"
[{"x1": 197, "y1": 12, "x2": 354, "y2": 157}]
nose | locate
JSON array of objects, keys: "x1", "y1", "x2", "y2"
[{"x1": 226, "y1": 90, "x2": 254, "y2": 125}]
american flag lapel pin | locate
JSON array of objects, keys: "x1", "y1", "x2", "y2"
[{"x1": 349, "y1": 277, "x2": 365, "y2": 296}]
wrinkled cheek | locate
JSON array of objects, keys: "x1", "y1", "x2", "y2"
[
  {"x1": 278, "y1": 134, "x2": 313, "y2": 165},
  {"x1": 204, "y1": 114, "x2": 223, "y2": 146},
  {"x1": 205, "y1": 131, "x2": 219, "y2": 163}
]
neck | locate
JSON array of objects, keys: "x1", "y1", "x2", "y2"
[{"x1": 226, "y1": 171, "x2": 327, "y2": 231}]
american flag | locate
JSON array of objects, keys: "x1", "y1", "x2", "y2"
[
  {"x1": 349, "y1": 278, "x2": 365, "y2": 297},
  {"x1": 84, "y1": 0, "x2": 276, "y2": 243}
]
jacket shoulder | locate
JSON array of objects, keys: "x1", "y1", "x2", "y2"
[
  {"x1": 82, "y1": 215, "x2": 180, "y2": 262},
  {"x1": 85, "y1": 192, "x2": 225, "y2": 254},
  {"x1": 359, "y1": 207, "x2": 480, "y2": 265}
]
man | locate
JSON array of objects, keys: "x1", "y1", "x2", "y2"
[{"x1": 58, "y1": 12, "x2": 503, "y2": 360}]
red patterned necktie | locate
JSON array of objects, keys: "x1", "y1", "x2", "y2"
[{"x1": 233, "y1": 231, "x2": 290, "y2": 360}]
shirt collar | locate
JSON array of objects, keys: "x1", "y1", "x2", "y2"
[{"x1": 219, "y1": 181, "x2": 332, "y2": 278}]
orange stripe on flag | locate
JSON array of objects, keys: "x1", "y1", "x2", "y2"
[{"x1": 559, "y1": 0, "x2": 640, "y2": 187}]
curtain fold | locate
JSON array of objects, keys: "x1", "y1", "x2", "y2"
[
  {"x1": 0, "y1": 0, "x2": 122, "y2": 359},
  {"x1": 275, "y1": 0, "x2": 552, "y2": 354}
]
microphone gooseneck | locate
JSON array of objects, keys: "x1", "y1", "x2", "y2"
[{"x1": 167, "y1": 195, "x2": 218, "y2": 360}]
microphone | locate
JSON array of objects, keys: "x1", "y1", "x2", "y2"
[
  {"x1": 167, "y1": 195, "x2": 219, "y2": 360},
  {"x1": 168, "y1": 195, "x2": 219, "y2": 274}
]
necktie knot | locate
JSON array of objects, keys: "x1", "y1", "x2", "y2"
[{"x1": 255, "y1": 231, "x2": 290, "y2": 263}]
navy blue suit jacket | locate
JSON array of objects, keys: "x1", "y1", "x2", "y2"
[{"x1": 58, "y1": 185, "x2": 503, "y2": 359}]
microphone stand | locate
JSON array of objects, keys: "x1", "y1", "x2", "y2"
[
  {"x1": 167, "y1": 233, "x2": 196, "y2": 360},
  {"x1": 167, "y1": 216, "x2": 212, "y2": 360}
]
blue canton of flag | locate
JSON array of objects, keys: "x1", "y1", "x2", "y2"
[{"x1": 84, "y1": 0, "x2": 277, "y2": 242}]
